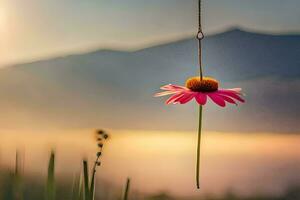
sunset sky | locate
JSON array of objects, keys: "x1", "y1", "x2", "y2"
[
  {"x1": 0, "y1": 0, "x2": 300, "y2": 66},
  {"x1": 0, "y1": 1, "x2": 299, "y2": 198}
]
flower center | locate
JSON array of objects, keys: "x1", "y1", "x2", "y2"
[{"x1": 185, "y1": 76, "x2": 219, "y2": 92}]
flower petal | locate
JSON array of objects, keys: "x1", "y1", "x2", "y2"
[
  {"x1": 154, "y1": 90, "x2": 179, "y2": 97},
  {"x1": 216, "y1": 94, "x2": 237, "y2": 105},
  {"x1": 160, "y1": 84, "x2": 188, "y2": 91},
  {"x1": 217, "y1": 90, "x2": 245, "y2": 103},
  {"x1": 208, "y1": 93, "x2": 226, "y2": 107},
  {"x1": 227, "y1": 88, "x2": 242, "y2": 93},
  {"x1": 195, "y1": 93, "x2": 207, "y2": 105},
  {"x1": 177, "y1": 93, "x2": 196, "y2": 104},
  {"x1": 160, "y1": 84, "x2": 172, "y2": 90},
  {"x1": 165, "y1": 93, "x2": 185, "y2": 104}
]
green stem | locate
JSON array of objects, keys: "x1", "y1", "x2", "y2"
[
  {"x1": 46, "y1": 151, "x2": 55, "y2": 200},
  {"x1": 196, "y1": 105, "x2": 203, "y2": 189}
]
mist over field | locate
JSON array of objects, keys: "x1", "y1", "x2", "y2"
[
  {"x1": 0, "y1": 29, "x2": 299, "y2": 133},
  {"x1": 1, "y1": 130, "x2": 300, "y2": 199}
]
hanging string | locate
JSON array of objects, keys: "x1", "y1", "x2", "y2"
[
  {"x1": 197, "y1": 0, "x2": 204, "y2": 80},
  {"x1": 196, "y1": 0, "x2": 204, "y2": 189}
]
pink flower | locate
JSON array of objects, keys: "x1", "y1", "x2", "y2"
[{"x1": 155, "y1": 77, "x2": 245, "y2": 107}]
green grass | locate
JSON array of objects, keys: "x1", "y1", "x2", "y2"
[
  {"x1": 46, "y1": 151, "x2": 55, "y2": 200},
  {"x1": 122, "y1": 178, "x2": 130, "y2": 200},
  {"x1": 0, "y1": 151, "x2": 300, "y2": 200}
]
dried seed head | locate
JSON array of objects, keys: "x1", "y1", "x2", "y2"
[
  {"x1": 98, "y1": 143, "x2": 103, "y2": 148},
  {"x1": 103, "y1": 134, "x2": 109, "y2": 139},
  {"x1": 97, "y1": 152, "x2": 102, "y2": 157},
  {"x1": 96, "y1": 130, "x2": 104, "y2": 135},
  {"x1": 186, "y1": 76, "x2": 219, "y2": 92}
]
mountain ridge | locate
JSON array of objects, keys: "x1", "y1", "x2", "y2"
[
  {"x1": 0, "y1": 28, "x2": 299, "y2": 132},
  {"x1": 3, "y1": 27, "x2": 300, "y2": 69}
]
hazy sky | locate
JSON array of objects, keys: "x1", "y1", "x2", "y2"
[{"x1": 0, "y1": 0, "x2": 300, "y2": 66}]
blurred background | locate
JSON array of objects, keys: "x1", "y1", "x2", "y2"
[{"x1": 0, "y1": 0, "x2": 299, "y2": 199}]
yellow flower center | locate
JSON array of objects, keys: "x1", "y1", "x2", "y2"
[{"x1": 185, "y1": 76, "x2": 219, "y2": 92}]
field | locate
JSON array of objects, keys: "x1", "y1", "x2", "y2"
[{"x1": 0, "y1": 130, "x2": 299, "y2": 200}]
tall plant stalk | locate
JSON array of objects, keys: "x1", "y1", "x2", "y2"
[
  {"x1": 82, "y1": 129, "x2": 109, "y2": 200},
  {"x1": 90, "y1": 153, "x2": 101, "y2": 199}
]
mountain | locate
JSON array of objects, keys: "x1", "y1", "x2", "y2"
[{"x1": 0, "y1": 28, "x2": 299, "y2": 132}]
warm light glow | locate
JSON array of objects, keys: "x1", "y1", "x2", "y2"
[
  {"x1": 0, "y1": 8, "x2": 7, "y2": 34},
  {"x1": 0, "y1": 129, "x2": 299, "y2": 196}
]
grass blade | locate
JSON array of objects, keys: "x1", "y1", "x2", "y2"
[
  {"x1": 83, "y1": 160, "x2": 90, "y2": 200},
  {"x1": 122, "y1": 178, "x2": 130, "y2": 200},
  {"x1": 46, "y1": 151, "x2": 55, "y2": 200},
  {"x1": 13, "y1": 151, "x2": 23, "y2": 200},
  {"x1": 90, "y1": 169, "x2": 95, "y2": 200},
  {"x1": 72, "y1": 174, "x2": 83, "y2": 200}
]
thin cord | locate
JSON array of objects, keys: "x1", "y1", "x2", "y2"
[{"x1": 197, "y1": 0, "x2": 204, "y2": 80}]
